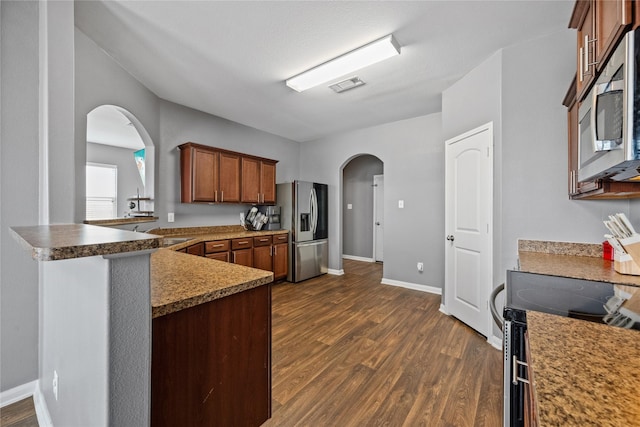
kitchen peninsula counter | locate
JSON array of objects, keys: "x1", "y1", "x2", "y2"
[
  {"x1": 11, "y1": 223, "x2": 161, "y2": 261},
  {"x1": 150, "y1": 249, "x2": 272, "y2": 318},
  {"x1": 10, "y1": 223, "x2": 160, "y2": 426},
  {"x1": 148, "y1": 225, "x2": 285, "y2": 317},
  {"x1": 527, "y1": 311, "x2": 640, "y2": 426},
  {"x1": 149, "y1": 225, "x2": 275, "y2": 426}
]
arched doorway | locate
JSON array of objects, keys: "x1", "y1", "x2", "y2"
[
  {"x1": 85, "y1": 105, "x2": 155, "y2": 221},
  {"x1": 341, "y1": 154, "x2": 384, "y2": 263}
]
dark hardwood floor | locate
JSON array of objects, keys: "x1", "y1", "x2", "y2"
[
  {"x1": 264, "y1": 259, "x2": 502, "y2": 427},
  {"x1": 0, "y1": 259, "x2": 502, "y2": 427},
  {"x1": 0, "y1": 398, "x2": 38, "y2": 427}
]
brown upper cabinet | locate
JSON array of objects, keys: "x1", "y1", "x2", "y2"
[
  {"x1": 571, "y1": 0, "x2": 632, "y2": 100},
  {"x1": 218, "y1": 151, "x2": 241, "y2": 203},
  {"x1": 565, "y1": 0, "x2": 640, "y2": 199},
  {"x1": 179, "y1": 142, "x2": 277, "y2": 205},
  {"x1": 241, "y1": 157, "x2": 277, "y2": 205}
]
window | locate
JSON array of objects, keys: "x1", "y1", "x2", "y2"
[{"x1": 86, "y1": 163, "x2": 117, "y2": 219}]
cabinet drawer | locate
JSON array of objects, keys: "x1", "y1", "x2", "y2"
[
  {"x1": 253, "y1": 236, "x2": 273, "y2": 247},
  {"x1": 231, "y1": 238, "x2": 253, "y2": 250},
  {"x1": 273, "y1": 234, "x2": 288, "y2": 244},
  {"x1": 206, "y1": 252, "x2": 230, "y2": 262},
  {"x1": 205, "y1": 240, "x2": 230, "y2": 253}
]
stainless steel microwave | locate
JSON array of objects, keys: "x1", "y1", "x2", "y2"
[{"x1": 578, "y1": 28, "x2": 640, "y2": 182}]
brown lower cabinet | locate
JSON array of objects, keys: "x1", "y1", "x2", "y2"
[
  {"x1": 182, "y1": 233, "x2": 289, "y2": 279},
  {"x1": 151, "y1": 284, "x2": 271, "y2": 427}
]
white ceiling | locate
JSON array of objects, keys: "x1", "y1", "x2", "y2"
[
  {"x1": 87, "y1": 105, "x2": 145, "y2": 150},
  {"x1": 75, "y1": 1, "x2": 574, "y2": 143}
]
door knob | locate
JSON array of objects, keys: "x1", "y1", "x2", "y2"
[{"x1": 446, "y1": 235, "x2": 455, "y2": 241}]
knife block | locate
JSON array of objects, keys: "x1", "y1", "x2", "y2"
[{"x1": 615, "y1": 236, "x2": 640, "y2": 276}]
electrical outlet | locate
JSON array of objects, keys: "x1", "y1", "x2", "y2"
[
  {"x1": 168, "y1": 212, "x2": 175, "y2": 223},
  {"x1": 53, "y1": 370, "x2": 59, "y2": 400},
  {"x1": 417, "y1": 262, "x2": 424, "y2": 272}
]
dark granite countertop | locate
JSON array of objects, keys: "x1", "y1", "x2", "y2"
[
  {"x1": 517, "y1": 240, "x2": 640, "y2": 425},
  {"x1": 527, "y1": 311, "x2": 640, "y2": 426},
  {"x1": 518, "y1": 239, "x2": 640, "y2": 287}
]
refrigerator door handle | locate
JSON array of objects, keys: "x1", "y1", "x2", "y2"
[
  {"x1": 295, "y1": 240, "x2": 326, "y2": 247},
  {"x1": 311, "y1": 188, "x2": 318, "y2": 235}
]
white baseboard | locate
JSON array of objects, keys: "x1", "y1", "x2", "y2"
[
  {"x1": 381, "y1": 278, "x2": 442, "y2": 295},
  {"x1": 488, "y1": 335, "x2": 503, "y2": 350},
  {"x1": 0, "y1": 380, "x2": 37, "y2": 407},
  {"x1": 439, "y1": 304, "x2": 451, "y2": 315},
  {"x1": 342, "y1": 254, "x2": 375, "y2": 263},
  {"x1": 0, "y1": 380, "x2": 52, "y2": 427},
  {"x1": 327, "y1": 268, "x2": 344, "y2": 276}
]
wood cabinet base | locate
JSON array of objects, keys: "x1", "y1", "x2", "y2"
[{"x1": 151, "y1": 285, "x2": 272, "y2": 427}]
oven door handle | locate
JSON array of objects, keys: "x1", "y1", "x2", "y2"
[
  {"x1": 490, "y1": 283, "x2": 505, "y2": 332},
  {"x1": 512, "y1": 355, "x2": 530, "y2": 385}
]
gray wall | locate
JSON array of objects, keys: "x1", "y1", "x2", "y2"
[
  {"x1": 501, "y1": 30, "x2": 629, "y2": 282},
  {"x1": 300, "y1": 114, "x2": 444, "y2": 289},
  {"x1": 86, "y1": 143, "x2": 145, "y2": 218},
  {"x1": 342, "y1": 155, "x2": 383, "y2": 259},
  {"x1": 1, "y1": 0, "x2": 40, "y2": 391},
  {"x1": 442, "y1": 49, "x2": 504, "y2": 302},
  {"x1": 442, "y1": 29, "x2": 632, "y2": 338},
  {"x1": 157, "y1": 100, "x2": 299, "y2": 229},
  {"x1": 75, "y1": 28, "x2": 160, "y2": 224}
]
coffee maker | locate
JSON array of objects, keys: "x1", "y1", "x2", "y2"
[{"x1": 257, "y1": 206, "x2": 281, "y2": 230}]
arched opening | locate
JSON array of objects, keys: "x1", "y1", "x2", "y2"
[
  {"x1": 341, "y1": 154, "x2": 384, "y2": 266},
  {"x1": 85, "y1": 105, "x2": 155, "y2": 221}
]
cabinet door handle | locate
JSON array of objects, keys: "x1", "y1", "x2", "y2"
[
  {"x1": 214, "y1": 190, "x2": 218, "y2": 202},
  {"x1": 579, "y1": 46, "x2": 584, "y2": 82},
  {"x1": 270, "y1": 246, "x2": 273, "y2": 256},
  {"x1": 584, "y1": 35, "x2": 589, "y2": 76},
  {"x1": 274, "y1": 245, "x2": 277, "y2": 256},
  {"x1": 221, "y1": 191, "x2": 224, "y2": 202}
]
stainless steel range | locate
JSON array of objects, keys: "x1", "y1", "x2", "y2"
[{"x1": 499, "y1": 271, "x2": 640, "y2": 427}]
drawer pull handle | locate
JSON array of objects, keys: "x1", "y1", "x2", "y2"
[{"x1": 212, "y1": 244, "x2": 224, "y2": 248}]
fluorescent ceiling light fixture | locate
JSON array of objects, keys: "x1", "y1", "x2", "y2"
[{"x1": 286, "y1": 34, "x2": 401, "y2": 92}]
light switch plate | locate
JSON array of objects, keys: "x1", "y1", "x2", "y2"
[
  {"x1": 347, "y1": 204, "x2": 353, "y2": 210},
  {"x1": 168, "y1": 212, "x2": 175, "y2": 223},
  {"x1": 398, "y1": 200, "x2": 404, "y2": 209}
]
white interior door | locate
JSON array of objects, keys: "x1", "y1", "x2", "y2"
[
  {"x1": 444, "y1": 122, "x2": 493, "y2": 338},
  {"x1": 373, "y1": 174, "x2": 384, "y2": 262}
]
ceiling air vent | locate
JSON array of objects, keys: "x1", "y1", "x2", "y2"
[{"x1": 329, "y1": 76, "x2": 365, "y2": 93}]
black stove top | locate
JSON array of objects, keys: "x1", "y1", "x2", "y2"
[{"x1": 505, "y1": 270, "x2": 638, "y2": 329}]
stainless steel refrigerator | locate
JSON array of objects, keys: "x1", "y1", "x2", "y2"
[{"x1": 277, "y1": 181, "x2": 328, "y2": 282}]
